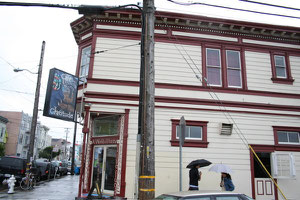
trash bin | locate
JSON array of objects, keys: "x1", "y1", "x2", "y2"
[{"x1": 75, "y1": 166, "x2": 80, "y2": 175}]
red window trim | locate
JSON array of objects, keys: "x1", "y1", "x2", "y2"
[
  {"x1": 273, "y1": 126, "x2": 300, "y2": 148},
  {"x1": 270, "y1": 52, "x2": 294, "y2": 85},
  {"x1": 202, "y1": 44, "x2": 247, "y2": 89},
  {"x1": 170, "y1": 119, "x2": 208, "y2": 148}
]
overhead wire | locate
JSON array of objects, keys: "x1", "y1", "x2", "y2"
[
  {"x1": 166, "y1": 0, "x2": 300, "y2": 20},
  {"x1": 239, "y1": 0, "x2": 300, "y2": 11}
]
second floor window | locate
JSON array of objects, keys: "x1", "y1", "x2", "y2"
[
  {"x1": 226, "y1": 50, "x2": 242, "y2": 87},
  {"x1": 206, "y1": 48, "x2": 222, "y2": 86},
  {"x1": 80, "y1": 46, "x2": 91, "y2": 80},
  {"x1": 205, "y1": 47, "x2": 243, "y2": 88},
  {"x1": 274, "y1": 55, "x2": 287, "y2": 78}
]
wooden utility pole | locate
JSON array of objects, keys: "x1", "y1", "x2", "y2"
[
  {"x1": 27, "y1": 41, "x2": 45, "y2": 163},
  {"x1": 138, "y1": 0, "x2": 155, "y2": 199}
]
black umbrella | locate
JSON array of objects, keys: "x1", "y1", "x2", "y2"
[{"x1": 186, "y1": 159, "x2": 211, "y2": 168}]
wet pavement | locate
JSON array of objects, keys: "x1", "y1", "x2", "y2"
[{"x1": 0, "y1": 175, "x2": 79, "y2": 200}]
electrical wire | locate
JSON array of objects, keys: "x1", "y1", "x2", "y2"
[
  {"x1": 239, "y1": 0, "x2": 300, "y2": 11},
  {"x1": 166, "y1": 0, "x2": 300, "y2": 20},
  {"x1": 93, "y1": 43, "x2": 141, "y2": 55}
]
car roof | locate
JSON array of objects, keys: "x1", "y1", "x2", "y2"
[{"x1": 162, "y1": 190, "x2": 242, "y2": 197}]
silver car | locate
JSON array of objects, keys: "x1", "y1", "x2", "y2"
[{"x1": 155, "y1": 190, "x2": 253, "y2": 200}]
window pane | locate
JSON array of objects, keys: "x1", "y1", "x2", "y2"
[
  {"x1": 275, "y1": 56, "x2": 285, "y2": 67},
  {"x1": 278, "y1": 131, "x2": 288, "y2": 143},
  {"x1": 226, "y1": 51, "x2": 240, "y2": 69},
  {"x1": 275, "y1": 67, "x2": 287, "y2": 78},
  {"x1": 207, "y1": 67, "x2": 221, "y2": 85},
  {"x1": 176, "y1": 126, "x2": 188, "y2": 138},
  {"x1": 190, "y1": 126, "x2": 202, "y2": 139},
  {"x1": 227, "y1": 69, "x2": 241, "y2": 87},
  {"x1": 93, "y1": 115, "x2": 119, "y2": 136},
  {"x1": 207, "y1": 49, "x2": 220, "y2": 66},
  {"x1": 288, "y1": 132, "x2": 299, "y2": 143},
  {"x1": 80, "y1": 46, "x2": 91, "y2": 77}
]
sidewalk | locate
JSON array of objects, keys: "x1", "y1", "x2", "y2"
[{"x1": 0, "y1": 175, "x2": 79, "y2": 200}]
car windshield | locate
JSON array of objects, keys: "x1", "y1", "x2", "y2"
[
  {"x1": 0, "y1": 157, "x2": 23, "y2": 167},
  {"x1": 155, "y1": 195, "x2": 179, "y2": 200},
  {"x1": 242, "y1": 194, "x2": 254, "y2": 200}
]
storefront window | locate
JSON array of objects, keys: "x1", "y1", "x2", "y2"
[{"x1": 93, "y1": 115, "x2": 120, "y2": 137}]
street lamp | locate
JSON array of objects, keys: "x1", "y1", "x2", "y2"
[
  {"x1": 13, "y1": 41, "x2": 45, "y2": 163},
  {"x1": 13, "y1": 68, "x2": 38, "y2": 74}
]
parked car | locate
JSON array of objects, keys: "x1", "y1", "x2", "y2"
[
  {"x1": 51, "y1": 160, "x2": 68, "y2": 176},
  {"x1": 155, "y1": 191, "x2": 254, "y2": 200},
  {"x1": 0, "y1": 156, "x2": 27, "y2": 182},
  {"x1": 32, "y1": 160, "x2": 53, "y2": 181}
]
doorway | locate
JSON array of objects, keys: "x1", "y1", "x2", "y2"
[
  {"x1": 253, "y1": 152, "x2": 275, "y2": 200},
  {"x1": 92, "y1": 145, "x2": 117, "y2": 195}
]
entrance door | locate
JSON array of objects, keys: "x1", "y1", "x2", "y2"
[
  {"x1": 92, "y1": 146, "x2": 117, "y2": 195},
  {"x1": 254, "y1": 152, "x2": 275, "y2": 200}
]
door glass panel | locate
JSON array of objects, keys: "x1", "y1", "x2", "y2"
[
  {"x1": 104, "y1": 147, "x2": 117, "y2": 190},
  {"x1": 93, "y1": 147, "x2": 104, "y2": 184}
]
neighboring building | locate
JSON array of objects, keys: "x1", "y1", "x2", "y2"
[
  {"x1": 71, "y1": 9, "x2": 300, "y2": 200},
  {"x1": 0, "y1": 115, "x2": 8, "y2": 148},
  {"x1": 51, "y1": 138, "x2": 71, "y2": 161},
  {"x1": 35, "y1": 125, "x2": 51, "y2": 156},
  {"x1": 0, "y1": 111, "x2": 51, "y2": 159}
]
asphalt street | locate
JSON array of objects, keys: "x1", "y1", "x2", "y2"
[{"x1": 0, "y1": 175, "x2": 79, "y2": 200}]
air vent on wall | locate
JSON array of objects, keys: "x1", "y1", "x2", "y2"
[{"x1": 220, "y1": 123, "x2": 233, "y2": 135}]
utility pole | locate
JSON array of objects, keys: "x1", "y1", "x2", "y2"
[
  {"x1": 27, "y1": 41, "x2": 45, "y2": 163},
  {"x1": 138, "y1": 0, "x2": 155, "y2": 199},
  {"x1": 71, "y1": 113, "x2": 77, "y2": 175},
  {"x1": 65, "y1": 128, "x2": 70, "y2": 160}
]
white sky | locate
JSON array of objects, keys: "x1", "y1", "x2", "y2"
[{"x1": 0, "y1": 0, "x2": 300, "y2": 144}]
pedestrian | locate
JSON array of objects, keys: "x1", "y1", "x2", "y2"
[
  {"x1": 189, "y1": 165, "x2": 202, "y2": 190},
  {"x1": 220, "y1": 173, "x2": 235, "y2": 191}
]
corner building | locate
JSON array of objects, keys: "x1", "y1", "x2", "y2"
[{"x1": 71, "y1": 9, "x2": 300, "y2": 200}]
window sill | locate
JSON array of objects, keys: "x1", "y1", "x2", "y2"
[
  {"x1": 170, "y1": 140, "x2": 209, "y2": 148},
  {"x1": 271, "y1": 78, "x2": 294, "y2": 85}
]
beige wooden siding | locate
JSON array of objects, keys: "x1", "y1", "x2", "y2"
[
  {"x1": 246, "y1": 51, "x2": 300, "y2": 94},
  {"x1": 93, "y1": 37, "x2": 202, "y2": 85}
]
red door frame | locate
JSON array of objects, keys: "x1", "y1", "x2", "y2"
[{"x1": 249, "y1": 144, "x2": 278, "y2": 200}]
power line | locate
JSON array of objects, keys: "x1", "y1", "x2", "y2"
[
  {"x1": 93, "y1": 42, "x2": 141, "y2": 54},
  {"x1": 239, "y1": 0, "x2": 300, "y2": 11},
  {"x1": 166, "y1": 0, "x2": 300, "y2": 20},
  {"x1": 0, "y1": 88, "x2": 35, "y2": 95}
]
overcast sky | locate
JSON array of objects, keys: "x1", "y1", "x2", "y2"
[{"x1": 0, "y1": 0, "x2": 300, "y2": 144}]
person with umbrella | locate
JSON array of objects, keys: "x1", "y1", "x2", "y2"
[
  {"x1": 209, "y1": 163, "x2": 235, "y2": 191},
  {"x1": 220, "y1": 173, "x2": 235, "y2": 191},
  {"x1": 189, "y1": 165, "x2": 202, "y2": 190},
  {"x1": 187, "y1": 159, "x2": 211, "y2": 191}
]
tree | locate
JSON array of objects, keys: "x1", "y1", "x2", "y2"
[
  {"x1": 38, "y1": 146, "x2": 60, "y2": 161},
  {"x1": 0, "y1": 143, "x2": 5, "y2": 157}
]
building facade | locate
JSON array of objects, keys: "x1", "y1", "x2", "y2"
[
  {"x1": 71, "y1": 10, "x2": 300, "y2": 200},
  {"x1": 0, "y1": 111, "x2": 51, "y2": 159},
  {"x1": 0, "y1": 115, "x2": 8, "y2": 153}
]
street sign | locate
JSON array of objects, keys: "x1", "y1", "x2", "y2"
[
  {"x1": 179, "y1": 116, "x2": 186, "y2": 146},
  {"x1": 53, "y1": 147, "x2": 59, "y2": 153}
]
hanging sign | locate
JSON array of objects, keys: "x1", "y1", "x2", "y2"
[{"x1": 43, "y1": 68, "x2": 79, "y2": 122}]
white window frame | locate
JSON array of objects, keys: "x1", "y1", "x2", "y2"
[
  {"x1": 271, "y1": 152, "x2": 296, "y2": 179},
  {"x1": 176, "y1": 125, "x2": 203, "y2": 140},
  {"x1": 226, "y1": 50, "x2": 242, "y2": 88},
  {"x1": 206, "y1": 48, "x2": 222, "y2": 87},
  {"x1": 79, "y1": 46, "x2": 91, "y2": 82},
  {"x1": 274, "y1": 55, "x2": 287, "y2": 78},
  {"x1": 277, "y1": 131, "x2": 300, "y2": 145}
]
